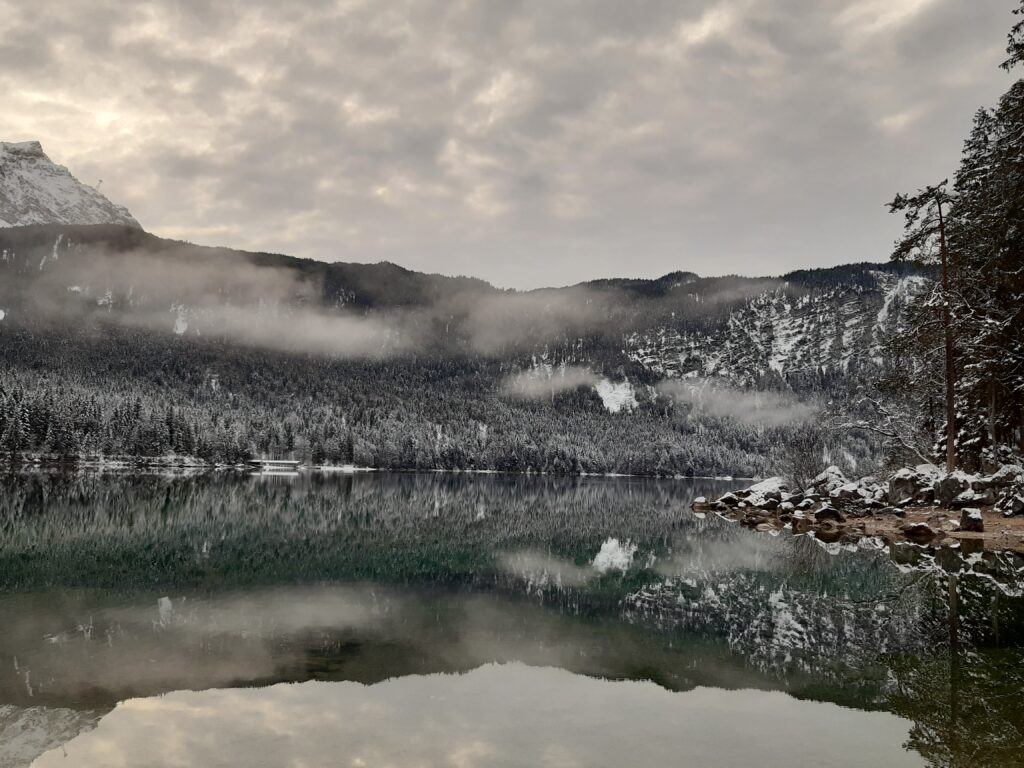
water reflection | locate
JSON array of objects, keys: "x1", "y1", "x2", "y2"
[
  {"x1": 32, "y1": 664, "x2": 925, "y2": 768},
  {"x1": 0, "y1": 471, "x2": 1022, "y2": 767}
]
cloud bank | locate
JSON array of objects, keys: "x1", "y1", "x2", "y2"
[{"x1": 0, "y1": 0, "x2": 1013, "y2": 288}]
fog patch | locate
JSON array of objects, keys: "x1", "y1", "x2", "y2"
[
  {"x1": 463, "y1": 287, "x2": 608, "y2": 354},
  {"x1": 24, "y1": 243, "x2": 416, "y2": 358},
  {"x1": 501, "y1": 365, "x2": 598, "y2": 400},
  {"x1": 498, "y1": 550, "x2": 594, "y2": 588},
  {"x1": 658, "y1": 378, "x2": 817, "y2": 426}
]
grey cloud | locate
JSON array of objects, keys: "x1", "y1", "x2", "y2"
[
  {"x1": 501, "y1": 366, "x2": 599, "y2": 400},
  {"x1": 0, "y1": 0, "x2": 1014, "y2": 288}
]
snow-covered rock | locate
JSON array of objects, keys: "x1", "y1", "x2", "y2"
[
  {"x1": 959, "y1": 508, "x2": 984, "y2": 533},
  {"x1": 0, "y1": 141, "x2": 139, "y2": 228},
  {"x1": 990, "y1": 464, "x2": 1024, "y2": 486},
  {"x1": 812, "y1": 466, "x2": 847, "y2": 494}
]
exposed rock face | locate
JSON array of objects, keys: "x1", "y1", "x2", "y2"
[{"x1": 0, "y1": 141, "x2": 139, "y2": 228}]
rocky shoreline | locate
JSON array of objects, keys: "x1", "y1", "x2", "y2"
[{"x1": 693, "y1": 464, "x2": 1024, "y2": 553}]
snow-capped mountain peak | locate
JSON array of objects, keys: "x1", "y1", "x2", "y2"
[{"x1": 0, "y1": 141, "x2": 140, "y2": 229}]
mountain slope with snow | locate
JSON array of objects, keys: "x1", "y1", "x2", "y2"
[
  {"x1": 0, "y1": 142, "x2": 139, "y2": 229},
  {"x1": 623, "y1": 268, "x2": 929, "y2": 384}
]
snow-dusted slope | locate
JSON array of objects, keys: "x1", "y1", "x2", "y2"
[
  {"x1": 624, "y1": 271, "x2": 928, "y2": 383},
  {"x1": 0, "y1": 141, "x2": 139, "y2": 228}
]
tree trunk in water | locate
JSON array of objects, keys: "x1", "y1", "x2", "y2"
[{"x1": 948, "y1": 573, "x2": 960, "y2": 753}]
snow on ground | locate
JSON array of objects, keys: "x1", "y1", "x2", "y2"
[
  {"x1": 768, "y1": 311, "x2": 799, "y2": 373},
  {"x1": 594, "y1": 378, "x2": 638, "y2": 413}
]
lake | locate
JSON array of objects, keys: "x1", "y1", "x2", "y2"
[{"x1": 1, "y1": 471, "x2": 1022, "y2": 767}]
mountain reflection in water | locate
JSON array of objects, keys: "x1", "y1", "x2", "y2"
[
  {"x1": 33, "y1": 664, "x2": 924, "y2": 768},
  {"x1": 0, "y1": 471, "x2": 1022, "y2": 767}
]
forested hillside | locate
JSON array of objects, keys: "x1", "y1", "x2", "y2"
[
  {"x1": 0, "y1": 224, "x2": 912, "y2": 475},
  {"x1": 871, "y1": 5, "x2": 1024, "y2": 472}
]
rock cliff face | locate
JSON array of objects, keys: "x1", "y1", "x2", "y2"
[{"x1": 0, "y1": 142, "x2": 139, "y2": 229}]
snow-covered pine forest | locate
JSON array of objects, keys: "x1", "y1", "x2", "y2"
[
  {"x1": 869, "y1": 8, "x2": 1024, "y2": 473},
  {"x1": 0, "y1": 228, "x2": 911, "y2": 475}
]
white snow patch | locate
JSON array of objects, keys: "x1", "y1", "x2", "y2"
[{"x1": 594, "y1": 378, "x2": 638, "y2": 413}]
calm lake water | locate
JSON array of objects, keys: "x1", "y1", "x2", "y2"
[{"x1": 1, "y1": 471, "x2": 1022, "y2": 767}]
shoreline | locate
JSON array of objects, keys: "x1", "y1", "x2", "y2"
[
  {"x1": 1, "y1": 454, "x2": 755, "y2": 482},
  {"x1": 692, "y1": 500, "x2": 1024, "y2": 554}
]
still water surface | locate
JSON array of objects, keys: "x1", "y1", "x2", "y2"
[{"x1": 1, "y1": 471, "x2": 1022, "y2": 767}]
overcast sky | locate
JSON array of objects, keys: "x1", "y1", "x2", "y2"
[{"x1": 0, "y1": 1, "x2": 1016, "y2": 288}]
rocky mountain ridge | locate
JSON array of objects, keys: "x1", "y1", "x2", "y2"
[{"x1": 0, "y1": 142, "x2": 139, "y2": 229}]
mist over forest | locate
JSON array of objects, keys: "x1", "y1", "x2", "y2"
[{"x1": 0, "y1": 223, "x2": 904, "y2": 476}]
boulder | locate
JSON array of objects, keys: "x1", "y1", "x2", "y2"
[
  {"x1": 815, "y1": 506, "x2": 845, "y2": 523},
  {"x1": 935, "y1": 472, "x2": 974, "y2": 508},
  {"x1": 959, "y1": 508, "x2": 984, "y2": 533},
  {"x1": 990, "y1": 464, "x2": 1024, "y2": 487},
  {"x1": 746, "y1": 477, "x2": 789, "y2": 499},
  {"x1": 718, "y1": 493, "x2": 740, "y2": 507},
  {"x1": 915, "y1": 487, "x2": 936, "y2": 506},
  {"x1": 998, "y1": 492, "x2": 1024, "y2": 517},
  {"x1": 812, "y1": 466, "x2": 848, "y2": 494},
  {"x1": 901, "y1": 522, "x2": 937, "y2": 543},
  {"x1": 877, "y1": 506, "x2": 904, "y2": 517},
  {"x1": 952, "y1": 489, "x2": 990, "y2": 509},
  {"x1": 835, "y1": 482, "x2": 865, "y2": 501},
  {"x1": 887, "y1": 467, "x2": 921, "y2": 505}
]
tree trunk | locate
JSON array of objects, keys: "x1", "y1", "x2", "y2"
[
  {"x1": 989, "y1": 379, "x2": 997, "y2": 462},
  {"x1": 937, "y1": 201, "x2": 956, "y2": 472}
]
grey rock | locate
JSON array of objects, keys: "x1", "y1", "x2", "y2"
[
  {"x1": 902, "y1": 522, "x2": 937, "y2": 542},
  {"x1": 959, "y1": 508, "x2": 984, "y2": 533},
  {"x1": 814, "y1": 506, "x2": 845, "y2": 523}
]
